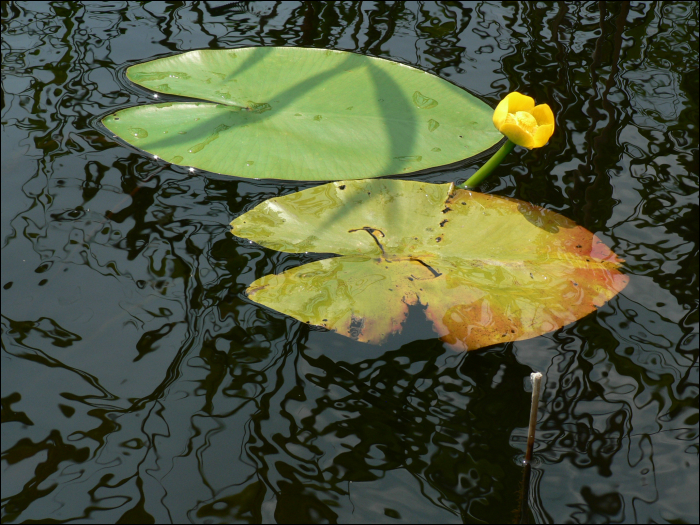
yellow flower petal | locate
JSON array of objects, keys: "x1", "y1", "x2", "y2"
[
  {"x1": 532, "y1": 123, "x2": 554, "y2": 148},
  {"x1": 493, "y1": 98, "x2": 509, "y2": 129},
  {"x1": 499, "y1": 122, "x2": 535, "y2": 149},
  {"x1": 531, "y1": 104, "x2": 555, "y2": 127},
  {"x1": 503, "y1": 92, "x2": 535, "y2": 113},
  {"x1": 513, "y1": 111, "x2": 538, "y2": 135},
  {"x1": 492, "y1": 92, "x2": 554, "y2": 149}
]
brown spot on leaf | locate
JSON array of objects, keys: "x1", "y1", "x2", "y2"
[
  {"x1": 439, "y1": 300, "x2": 523, "y2": 350},
  {"x1": 349, "y1": 315, "x2": 364, "y2": 340}
]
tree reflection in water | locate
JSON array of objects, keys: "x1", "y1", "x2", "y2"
[{"x1": 1, "y1": 1, "x2": 697, "y2": 523}]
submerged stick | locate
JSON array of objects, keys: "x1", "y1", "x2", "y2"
[{"x1": 517, "y1": 371, "x2": 543, "y2": 524}]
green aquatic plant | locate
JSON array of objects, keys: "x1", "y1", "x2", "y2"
[
  {"x1": 231, "y1": 179, "x2": 628, "y2": 350},
  {"x1": 103, "y1": 47, "x2": 502, "y2": 180},
  {"x1": 228, "y1": 87, "x2": 625, "y2": 351},
  {"x1": 459, "y1": 91, "x2": 555, "y2": 189},
  {"x1": 105, "y1": 48, "x2": 625, "y2": 350}
]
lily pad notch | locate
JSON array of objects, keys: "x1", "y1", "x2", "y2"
[
  {"x1": 103, "y1": 47, "x2": 502, "y2": 181},
  {"x1": 231, "y1": 179, "x2": 628, "y2": 351}
]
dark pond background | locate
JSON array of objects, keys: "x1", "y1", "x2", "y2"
[{"x1": 2, "y1": 1, "x2": 698, "y2": 523}]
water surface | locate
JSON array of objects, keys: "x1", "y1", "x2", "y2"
[{"x1": 1, "y1": 2, "x2": 698, "y2": 523}]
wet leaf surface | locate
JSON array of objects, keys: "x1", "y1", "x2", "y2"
[
  {"x1": 5, "y1": 3, "x2": 697, "y2": 523},
  {"x1": 103, "y1": 47, "x2": 501, "y2": 180},
  {"x1": 231, "y1": 180, "x2": 629, "y2": 349}
]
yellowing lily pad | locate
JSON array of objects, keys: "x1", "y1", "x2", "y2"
[
  {"x1": 103, "y1": 47, "x2": 501, "y2": 180},
  {"x1": 230, "y1": 180, "x2": 628, "y2": 351}
]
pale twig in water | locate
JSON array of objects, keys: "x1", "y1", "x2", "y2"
[
  {"x1": 525, "y1": 372, "x2": 543, "y2": 465},
  {"x1": 514, "y1": 372, "x2": 542, "y2": 523},
  {"x1": 516, "y1": 371, "x2": 543, "y2": 524}
]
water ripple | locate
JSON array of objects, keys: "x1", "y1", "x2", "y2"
[{"x1": 1, "y1": 1, "x2": 697, "y2": 523}]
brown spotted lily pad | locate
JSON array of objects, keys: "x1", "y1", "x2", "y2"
[{"x1": 230, "y1": 179, "x2": 628, "y2": 350}]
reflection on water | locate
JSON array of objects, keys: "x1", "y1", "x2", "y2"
[{"x1": 1, "y1": 1, "x2": 697, "y2": 523}]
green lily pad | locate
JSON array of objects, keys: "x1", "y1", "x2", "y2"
[
  {"x1": 230, "y1": 180, "x2": 628, "y2": 350},
  {"x1": 103, "y1": 47, "x2": 502, "y2": 180}
]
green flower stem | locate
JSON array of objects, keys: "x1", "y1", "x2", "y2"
[{"x1": 457, "y1": 139, "x2": 516, "y2": 189}]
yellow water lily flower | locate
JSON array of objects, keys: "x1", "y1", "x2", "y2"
[{"x1": 492, "y1": 92, "x2": 555, "y2": 149}]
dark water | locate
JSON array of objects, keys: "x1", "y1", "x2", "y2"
[{"x1": 1, "y1": 1, "x2": 698, "y2": 523}]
